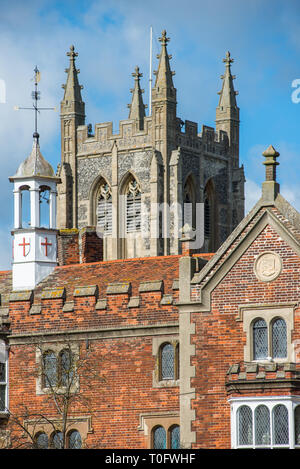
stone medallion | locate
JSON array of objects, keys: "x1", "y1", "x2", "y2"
[{"x1": 254, "y1": 251, "x2": 282, "y2": 282}]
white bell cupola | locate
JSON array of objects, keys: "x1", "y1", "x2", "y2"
[{"x1": 9, "y1": 132, "x2": 61, "y2": 291}]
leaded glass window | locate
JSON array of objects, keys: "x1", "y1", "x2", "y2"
[
  {"x1": 36, "y1": 432, "x2": 48, "y2": 449},
  {"x1": 295, "y1": 406, "x2": 300, "y2": 445},
  {"x1": 255, "y1": 405, "x2": 270, "y2": 446},
  {"x1": 68, "y1": 430, "x2": 82, "y2": 449},
  {"x1": 51, "y1": 431, "x2": 63, "y2": 449},
  {"x1": 238, "y1": 405, "x2": 253, "y2": 446},
  {"x1": 0, "y1": 385, "x2": 5, "y2": 412},
  {"x1": 161, "y1": 343, "x2": 175, "y2": 380},
  {"x1": 253, "y1": 319, "x2": 268, "y2": 360},
  {"x1": 60, "y1": 349, "x2": 73, "y2": 387},
  {"x1": 272, "y1": 318, "x2": 287, "y2": 359},
  {"x1": 97, "y1": 183, "x2": 112, "y2": 235},
  {"x1": 273, "y1": 405, "x2": 289, "y2": 445},
  {"x1": 170, "y1": 425, "x2": 180, "y2": 449},
  {"x1": 153, "y1": 426, "x2": 166, "y2": 449},
  {"x1": 43, "y1": 351, "x2": 57, "y2": 388}
]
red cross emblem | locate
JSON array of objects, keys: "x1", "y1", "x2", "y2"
[
  {"x1": 19, "y1": 237, "x2": 30, "y2": 257},
  {"x1": 41, "y1": 237, "x2": 52, "y2": 256}
]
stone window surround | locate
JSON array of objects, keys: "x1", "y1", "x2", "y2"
[
  {"x1": 138, "y1": 412, "x2": 179, "y2": 449},
  {"x1": 229, "y1": 395, "x2": 300, "y2": 449},
  {"x1": 36, "y1": 342, "x2": 80, "y2": 395},
  {"x1": 152, "y1": 336, "x2": 179, "y2": 388},
  {"x1": 238, "y1": 303, "x2": 295, "y2": 363},
  {"x1": 24, "y1": 415, "x2": 92, "y2": 449}
]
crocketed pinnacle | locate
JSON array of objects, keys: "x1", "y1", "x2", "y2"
[
  {"x1": 62, "y1": 45, "x2": 83, "y2": 104},
  {"x1": 153, "y1": 30, "x2": 176, "y2": 94},
  {"x1": 217, "y1": 51, "x2": 238, "y2": 108},
  {"x1": 128, "y1": 66, "x2": 146, "y2": 125}
]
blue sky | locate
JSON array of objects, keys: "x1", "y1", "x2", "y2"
[{"x1": 0, "y1": 0, "x2": 300, "y2": 269}]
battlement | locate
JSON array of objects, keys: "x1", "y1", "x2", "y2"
[
  {"x1": 77, "y1": 116, "x2": 152, "y2": 156},
  {"x1": 176, "y1": 121, "x2": 228, "y2": 155}
]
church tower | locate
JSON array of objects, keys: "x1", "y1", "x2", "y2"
[
  {"x1": 152, "y1": 30, "x2": 177, "y2": 255},
  {"x1": 9, "y1": 132, "x2": 60, "y2": 291},
  {"x1": 57, "y1": 45, "x2": 85, "y2": 229}
]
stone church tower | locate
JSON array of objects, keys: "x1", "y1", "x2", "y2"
[{"x1": 57, "y1": 31, "x2": 245, "y2": 260}]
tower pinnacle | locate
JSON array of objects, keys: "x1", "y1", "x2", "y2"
[
  {"x1": 153, "y1": 30, "x2": 176, "y2": 100},
  {"x1": 61, "y1": 45, "x2": 84, "y2": 109},
  {"x1": 217, "y1": 51, "x2": 238, "y2": 109},
  {"x1": 128, "y1": 66, "x2": 147, "y2": 130}
]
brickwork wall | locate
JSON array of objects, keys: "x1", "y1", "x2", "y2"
[
  {"x1": 5, "y1": 254, "x2": 184, "y2": 448},
  {"x1": 190, "y1": 221, "x2": 300, "y2": 448}
]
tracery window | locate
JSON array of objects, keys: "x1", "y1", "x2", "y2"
[
  {"x1": 97, "y1": 182, "x2": 112, "y2": 235},
  {"x1": 183, "y1": 177, "x2": 195, "y2": 230},
  {"x1": 125, "y1": 177, "x2": 141, "y2": 233}
]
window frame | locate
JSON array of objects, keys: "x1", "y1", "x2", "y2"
[
  {"x1": 0, "y1": 340, "x2": 8, "y2": 416},
  {"x1": 240, "y1": 305, "x2": 294, "y2": 363},
  {"x1": 152, "y1": 337, "x2": 179, "y2": 387},
  {"x1": 36, "y1": 343, "x2": 79, "y2": 395},
  {"x1": 230, "y1": 396, "x2": 300, "y2": 449}
]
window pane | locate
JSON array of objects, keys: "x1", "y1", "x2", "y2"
[
  {"x1": 43, "y1": 351, "x2": 57, "y2": 387},
  {"x1": 52, "y1": 431, "x2": 63, "y2": 449},
  {"x1": 0, "y1": 384, "x2": 6, "y2": 411},
  {"x1": 60, "y1": 349, "x2": 73, "y2": 387},
  {"x1": 0, "y1": 362, "x2": 5, "y2": 382},
  {"x1": 273, "y1": 405, "x2": 289, "y2": 445},
  {"x1": 36, "y1": 432, "x2": 48, "y2": 449},
  {"x1": 255, "y1": 405, "x2": 270, "y2": 446},
  {"x1": 272, "y1": 318, "x2": 287, "y2": 358},
  {"x1": 68, "y1": 430, "x2": 82, "y2": 449},
  {"x1": 153, "y1": 426, "x2": 166, "y2": 449},
  {"x1": 238, "y1": 406, "x2": 253, "y2": 446},
  {"x1": 295, "y1": 406, "x2": 300, "y2": 445},
  {"x1": 161, "y1": 343, "x2": 174, "y2": 380},
  {"x1": 253, "y1": 319, "x2": 268, "y2": 360},
  {"x1": 170, "y1": 425, "x2": 180, "y2": 449}
]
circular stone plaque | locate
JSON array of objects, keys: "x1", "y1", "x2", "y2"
[{"x1": 254, "y1": 251, "x2": 282, "y2": 282}]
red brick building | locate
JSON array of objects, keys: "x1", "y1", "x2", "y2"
[{"x1": 1, "y1": 33, "x2": 299, "y2": 450}]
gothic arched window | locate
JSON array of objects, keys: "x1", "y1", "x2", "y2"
[
  {"x1": 97, "y1": 182, "x2": 112, "y2": 235},
  {"x1": 183, "y1": 176, "x2": 195, "y2": 230},
  {"x1": 125, "y1": 176, "x2": 141, "y2": 233}
]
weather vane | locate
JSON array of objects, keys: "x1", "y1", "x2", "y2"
[{"x1": 14, "y1": 66, "x2": 56, "y2": 140}]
